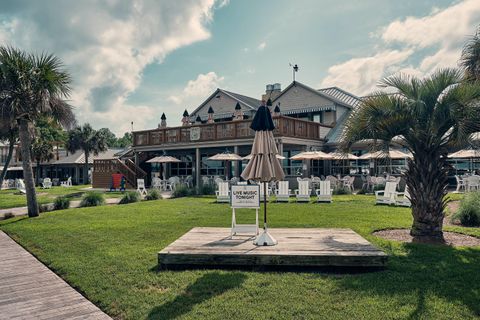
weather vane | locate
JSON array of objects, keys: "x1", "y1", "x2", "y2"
[{"x1": 289, "y1": 63, "x2": 299, "y2": 81}]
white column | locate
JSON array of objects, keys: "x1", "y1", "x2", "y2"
[{"x1": 195, "y1": 148, "x2": 201, "y2": 187}]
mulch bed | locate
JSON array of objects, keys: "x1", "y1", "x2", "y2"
[{"x1": 373, "y1": 229, "x2": 480, "y2": 247}]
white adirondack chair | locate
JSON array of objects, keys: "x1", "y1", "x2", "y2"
[
  {"x1": 136, "y1": 179, "x2": 147, "y2": 196},
  {"x1": 316, "y1": 180, "x2": 333, "y2": 203},
  {"x1": 16, "y1": 179, "x2": 26, "y2": 194},
  {"x1": 275, "y1": 181, "x2": 291, "y2": 202},
  {"x1": 375, "y1": 181, "x2": 398, "y2": 205},
  {"x1": 295, "y1": 180, "x2": 311, "y2": 202},
  {"x1": 395, "y1": 186, "x2": 411, "y2": 207},
  {"x1": 61, "y1": 177, "x2": 72, "y2": 187},
  {"x1": 215, "y1": 181, "x2": 230, "y2": 203},
  {"x1": 151, "y1": 177, "x2": 162, "y2": 190},
  {"x1": 41, "y1": 178, "x2": 52, "y2": 189}
]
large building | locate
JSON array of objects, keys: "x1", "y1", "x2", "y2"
[{"x1": 93, "y1": 81, "x2": 368, "y2": 188}]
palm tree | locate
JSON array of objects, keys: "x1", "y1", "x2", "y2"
[
  {"x1": 67, "y1": 124, "x2": 107, "y2": 184},
  {"x1": 0, "y1": 46, "x2": 75, "y2": 217},
  {"x1": 0, "y1": 116, "x2": 18, "y2": 187},
  {"x1": 460, "y1": 26, "x2": 480, "y2": 82},
  {"x1": 342, "y1": 68, "x2": 480, "y2": 243}
]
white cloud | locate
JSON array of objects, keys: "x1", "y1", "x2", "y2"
[
  {"x1": 257, "y1": 41, "x2": 267, "y2": 51},
  {"x1": 321, "y1": 0, "x2": 480, "y2": 95},
  {"x1": 168, "y1": 71, "x2": 224, "y2": 105},
  {"x1": 0, "y1": 0, "x2": 224, "y2": 134}
]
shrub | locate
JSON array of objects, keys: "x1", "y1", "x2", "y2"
[
  {"x1": 356, "y1": 188, "x2": 368, "y2": 195},
  {"x1": 196, "y1": 184, "x2": 215, "y2": 195},
  {"x1": 53, "y1": 196, "x2": 70, "y2": 210},
  {"x1": 373, "y1": 184, "x2": 385, "y2": 191},
  {"x1": 452, "y1": 191, "x2": 480, "y2": 227},
  {"x1": 172, "y1": 185, "x2": 194, "y2": 198},
  {"x1": 80, "y1": 192, "x2": 105, "y2": 207},
  {"x1": 332, "y1": 186, "x2": 352, "y2": 195},
  {"x1": 119, "y1": 191, "x2": 140, "y2": 204},
  {"x1": 145, "y1": 189, "x2": 162, "y2": 201},
  {"x1": 38, "y1": 203, "x2": 51, "y2": 213}
]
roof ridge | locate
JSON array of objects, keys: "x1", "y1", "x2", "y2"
[{"x1": 319, "y1": 86, "x2": 361, "y2": 100}]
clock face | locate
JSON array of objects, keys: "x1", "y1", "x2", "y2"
[{"x1": 190, "y1": 127, "x2": 201, "y2": 141}]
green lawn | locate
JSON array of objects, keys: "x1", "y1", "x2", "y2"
[
  {"x1": 1, "y1": 195, "x2": 479, "y2": 319},
  {"x1": 0, "y1": 185, "x2": 125, "y2": 209}
]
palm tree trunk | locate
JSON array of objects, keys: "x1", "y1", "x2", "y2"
[
  {"x1": 405, "y1": 152, "x2": 448, "y2": 243},
  {"x1": 0, "y1": 133, "x2": 15, "y2": 187},
  {"x1": 18, "y1": 119, "x2": 39, "y2": 217},
  {"x1": 84, "y1": 151, "x2": 89, "y2": 184}
]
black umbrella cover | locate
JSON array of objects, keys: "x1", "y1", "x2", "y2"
[{"x1": 250, "y1": 105, "x2": 275, "y2": 131}]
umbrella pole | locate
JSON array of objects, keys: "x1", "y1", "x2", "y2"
[
  {"x1": 264, "y1": 182, "x2": 267, "y2": 228},
  {"x1": 254, "y1": 181, "x2": 277, "y2": 246}
]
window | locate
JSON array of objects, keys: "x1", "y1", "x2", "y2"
[{"x1": 170, "y1": 155, "x2": 193, "y2": 176}]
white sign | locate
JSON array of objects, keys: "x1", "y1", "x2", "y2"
[
  {"x1": 190, "y1": 127, "x2": 201, "y2": 141},
  {"x1": 231, "y1": 185, "x2": 260, "y2": 208}
]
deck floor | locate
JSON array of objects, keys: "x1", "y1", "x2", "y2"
[
  {"x1": 0, "y1": 231, "x2": 111, "y2": 320},
  {"x1": 159, "y1": 227, "x2": 388, "y2": 269}
]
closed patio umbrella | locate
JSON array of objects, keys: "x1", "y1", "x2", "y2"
[{"x1": 241, "y1": 100, "x2": 284, "y2": 246}]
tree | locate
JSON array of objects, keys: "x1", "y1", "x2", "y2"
[
  {"x1": 460, "y1": 26, "x2": 480, "y2": 82},
  {"x1": 0, "y1": 112, "x2": 18, "y2": 187},
  {"x1": 341, "y1": 69, "x2": 480, "y2": 243},
  {"x1": 31, "y1": 117, "x2": 66, "y2": 184},
  {"x1": 115, "y1": 132, "x2": 133, "y2": 148},
  {"x1": 67, "y1": 123, "x2": 107, "y2": 184},
  {"x1": 98, "y1": 128, "x2": 117, "y2": 147},
  {"x1": 0, "y1": 46, "x2": 75, "y2": 217}
]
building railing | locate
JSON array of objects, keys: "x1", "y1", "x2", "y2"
[{"x1": 132, "y1": 115, "x2": 332, "y2": 147}]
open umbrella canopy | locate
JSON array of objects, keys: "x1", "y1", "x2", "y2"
[
  {"x1": 208, "y1": 152, "x2": 243, "y2": 161},
  {"x1": 242, "y1": 154, "x2": 285, "y2": 160},
  {"x1": 359, "y1": 150, "x2": 412, "y2": 160},
  {"x1": 448, "y1": 149, "x2": 480, "y2": 159},
  {"x1": 290, "y1": 150, "x2": 332, "y2": 160},
  {"x1": 329, "y1": 152, "x2": 359, "y2": 160},
  {"x1": 146, "y1": 156, "x2": 181, "y2": 163}
]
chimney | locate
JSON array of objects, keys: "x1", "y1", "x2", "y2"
[
  {"x1": 233, "y1": 102, "x2": 243, "y2": 121},
  {"x1": 159, "y1": 113, "x2": 167, "y2": 128},
  {"x1": 262, "y1": 83, "x2": 282, "y2": 101},
  {"x1": 207, "y1": 106, "x2": 215, "y2": 123},
  {"x1": 181, "y1": 109, "x2": 190, "y2": 126}
]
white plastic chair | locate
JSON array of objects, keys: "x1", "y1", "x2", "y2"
[
  {"x1": 395, "y1": 186, "x2": 411, "y2": 207},
  {"x1": 325, "y1": 175, "x2": 338, "y2": 188},
  {"x1": 467, "y1": 175, "x2": 480, "y2": 192},
  {"x1": 343, "y1": 176, "x2": 355, "y2": 192},
  {"x1": 455, "y1": 175, "x2": 466, "y2": 193},
  {"x1": 136, "y1": 179, "x2": 147, "y2": 196},
  {"x1": 295, "y1": 180, "x2": 311, "y2": 202},
  {"x1": 275, "y1": 181, "x2": 291, "y2": 202},
  {"x1": 375, "y1": 181, "x2": 398, "y2": 205},
  {"x1": 316, "y1": 180, "x2": 333, "y2": 203},
  {"x1": 61, "y1": 177, "x2": 72, "y2": 187},
  {"x1": 184, "y1": 175, "x2": 193, "y2": 188},
  {"x1": 215, "y1": 181, "x2": 230, "y2": 203},
  {"x1": 16, "y1": 179, "x2": 26, "y2": 194},
  {"x1": 152, "y1": 177, "x2": 162, "y2": 190},
  {"x1": 42, "y1": 178, "x2": 52, "y2": 189}
]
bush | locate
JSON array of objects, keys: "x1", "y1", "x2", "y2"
[
  {"x1": 373, "y1": 184, "x2": 385, "y2": 191},
  {"x1": 145, "y1": 189, "x2": 162, "y2": 201},
  {"x1": 196, "y1": 184, "x2": 215, "y2": 195},
  {"x1": 38, "y1": 203, "x2": 51, "y2": 213},
  {"x1": 452, "y1": 192, "x2": 480, "y2": 227},
  {"x1": 54, "y1": 196, "x2": 70, "y2": 210},
  {"x1": 172, "y1": 185, "x2": 194, "y2": 198},
  {"x1": 80, "y1": 191, "x2": 105, "y2": 207},
  {"x1": 119, "y1": 191, "x2": 140, "y2": 204},
  {"x1": 332, "y1": 186, "x2": 352, "y2": 195},
  {"x1": 356, "y1": 188, "x2": 368, "y2": 195}
]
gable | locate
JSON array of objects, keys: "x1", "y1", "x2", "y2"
[{"x1": 273, "y1": 83, "x2": 336, "y2": 113}]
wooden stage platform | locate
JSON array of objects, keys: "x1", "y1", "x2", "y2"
[{"x1": 158, "y1": 227, "x2": 388, "y2": 269}]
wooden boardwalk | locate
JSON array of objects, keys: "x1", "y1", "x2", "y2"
[
  {"x1": 159, "y1": 227, "x2": 388, "y2": 269},
  {"x1": 0, "y1": 231, "x2": 111, "y2": 320}
]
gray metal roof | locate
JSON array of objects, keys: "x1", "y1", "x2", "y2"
[
  {"x1": 53, "y1": 149, "x2": 123, "y2": 165},
  {"x1": 222, "y1": 90, "x2": 262, "y2": 109},
  {"x1": 319, "y1": 87, "x2": 362, "y2": 108},
  {"x1": 324, "y1": 109, "x2": 352, "y2": 145}
]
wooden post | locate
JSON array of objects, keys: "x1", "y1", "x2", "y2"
[{"x1": 195, "y1": 148, "x2": 201, "y2": 187}]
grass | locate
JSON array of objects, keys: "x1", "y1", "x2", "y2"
[
  {"x1": 0, "y1": 185, "x2": 125, "y2": 209},
  {"x1": 0, "y1": 195, "x2": 479, "y2": 319}
]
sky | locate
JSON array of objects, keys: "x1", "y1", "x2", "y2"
[{"x1": 1, "y1": 0, "x2": 479, "y2": 135}]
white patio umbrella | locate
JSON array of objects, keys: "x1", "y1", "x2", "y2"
[
  {"x1": 208, "y1": 151, "x2": 242, "y2": 179},
  {"x1": 146, "y1": 155, "x2": 181, "y2": 180},
  {"x1": 448, "y1": 149, "x2": 480, "y2": 172},
  {"x1": 359, "y1": 150, "x2": 412, "y2": 160},
  {"x1": 241, "y1": 100, "x2": 284, "y2": 246},
  {"x1": 329, "y1": 152, "x2": 359, "y2": 160},
  {"x1": 242, "y1": 154, "x2": 285, "y2": 160},
  {"x1": 290, "y1": 150, "x2": 332, "y2": 160}
]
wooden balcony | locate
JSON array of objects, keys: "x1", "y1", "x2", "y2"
[{"x1": 133, "y1": 115, "x2": 332, "y2": 147}]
